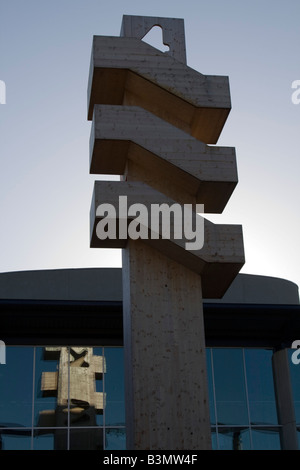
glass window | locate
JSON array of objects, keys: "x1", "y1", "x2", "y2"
[
  {"x1": 68, "y1": 347, "x2": 104, "y2": 429},
  {"x1": 0, "y1": 347, "x2": 34, "y2": 427},
  {"x1": 69, "y1": 427, "x2": 103, "y2": 450},
  {"x1": 206, "y1": 349, "x2": 216, "y2": 426},
  {"x1": 297, "y1": 428, "x2": 300, "y2": 449},
  {"x1": 289, "y1": 349, "x2": 300, "y2": 424},
  {"x1": 0, "y1": 432, "x2": 32, "y2": 450},
  {"x1": 217, "y1": 427, "x2": 251, "y2": 450},
  {"x1": 212, "y1": 348, "x2": 248, "y2": 425},
  {"x1": 34, "y1": 347, "x2": 59, "y2": 427},
  {"x1": 210, "y1": 428, "x2": 217, "y2": 449},
  {"x1": 244, "y1": 349, "x2": 278, "y2": 425},
  {"x1": 0, "y1": 345, "x2": 282, "y2": 450},
  {"x1": 105, "y1": 428, "x2": 126, "y2": 450},
  {"x1": 0, "y1": 346, "x2": 126, "y2": 450},
  {"x1": 104, "y1": 348, "x2": 125, "y2": 427},
  {"x1": 208, "y1": 347, "x2": 281, "y2": 450},
  {"x1": 33, "y1": 431, "x2": 55, "y2": 450},
  {"x1": 251, "y1": 428, "x2": 281, "y2": 450}
]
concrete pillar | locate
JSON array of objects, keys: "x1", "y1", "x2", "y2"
[
  {"x1": 122, "y1": 239, "x2": 211, "y2": 450},
  {"x1": 272, "y1": 348, "x2": 298, "y2": 450}
]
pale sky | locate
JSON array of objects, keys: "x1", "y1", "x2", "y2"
[{"x1": 1, "y1": 0, "x2": 300, "y2": 296}]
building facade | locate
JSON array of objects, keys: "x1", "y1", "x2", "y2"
[{"x1": 0, "y1": 268, "x2": 299, "y2": 450}]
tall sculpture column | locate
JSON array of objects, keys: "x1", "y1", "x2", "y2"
[
  {"x1": 88, "y1": 15, "x2": 244, "y2": 450},
  {"x1": 39, "y1": 347, "x2": 106, "y2": 449}
]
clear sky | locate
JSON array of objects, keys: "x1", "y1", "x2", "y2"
[{"x1": 0, "y1": 0, "x2": 299, "y2": 296}]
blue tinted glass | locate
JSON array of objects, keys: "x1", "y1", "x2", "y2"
[
  {"x1": 33, "y1": 431, "x2": 55, "y2": 450},
  {"x1": 212, "y1": 349, "x2": 248, "y2": 425},
  {"x1": 217, "y1": 427, "x2": 251, "y2": 450},
  {"x1": 0, "y1": 431, "x2": 32, "y2": 450},
  {"x1": 251, "y1": 428, "x2": 281, "y2": 450},
  {"x1": 289, "y1": 349, "x2": 300, "y2": 424},
  {"x1": 244, "y1": 349, "x2": 278, "y2": 425},
  {"x1": 206, "y1": 349, "x2": 216, "y2": 425},
  {"x1": 104, "y1": 348, "x2": 125, "y2": 426},
  {"x1": 210, "y1": 428, "x2": 218, "y2": 450},
  {"x1": 105, "y1": 428, "x2": 126, "y2": 450},
  {"x1": 0, "y1": 347, "x2": 34, "y2": 427},
  {"x1": 93, "y1": 347, "x2": 105, "y2": 426},
  {"x1": 34, "y1": 347, "x2": 59, "y2": 427},
  {"x1": 297, "y1": 429, "x2": 300, "y2": 449},
  {"x1": 0, "y1": 345, "x2": 128, "y2": 451}
]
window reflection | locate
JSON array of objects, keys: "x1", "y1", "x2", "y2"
[
  {"x1": 289, "y1": 349, "x2": 300, "y2": 424},
  {"x1": 0, "y1": 345, "x2": 282, "y2": 450},
  {"x1": 37, "y1": 347, "x2": 107, "y2": 449},
  {"x1": 212, "y1": 348, "x2": 248, "y2": 425},
  {"x1": 251, "y1": 428, "x2": 281, "y2": 450},
  {"x1": 104, "y1": 348, "x2": 125, "y2": 426},
  {"x1": 0, "y1": 432, "x2": 32, "y2": 450},
  {"x1": 244, "y1": 349, "x2": 278, "y2": 426},
  {"x1": 69, "y1": 428, "x2": 103, "y2": 450},
  {"x1": 35, "y1": 347, "x2": 58, "y2": 427},
  {"x1": 105, "y1": 428, "x2": 126, "y2": 450},
  {"x1": 33, "y1": 431, "x2": 55, "y2": 450},
  {"x1": 208, "y1": 347, "x2": 280, "y2": 450},
  {"x1": 217, "y1": 427, "x2": 251, "y2": 450},
  {"x1": 0, "y1": 346, "x2": 126, "y2": 450},
  {"x1": 206, "y1": 350, "x2": 216, "y2": 426},
  {"x1": 297, "y1": 428, "x2": 300, "y2": 449},
  {"x1": 0, "y1": 347, "x2": 33, "y2": 428}
]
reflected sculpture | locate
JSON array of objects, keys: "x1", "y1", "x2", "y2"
[{"x1": 38, "y1": 347, "x2": 106, "y2": 449}]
